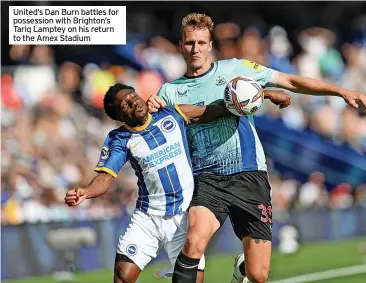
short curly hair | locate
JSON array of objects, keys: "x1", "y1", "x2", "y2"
[
  {"x1": 180, "y1": 13, "x2": 215, "y2": 40},
  {"x1": 103, "y1": 83, "x2": 135, "y2": 120}
]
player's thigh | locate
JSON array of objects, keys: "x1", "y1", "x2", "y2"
[
  {"x1": 189, "y1": 173, "x2": 230, "y2": 236},
  {"x1": 114, "y1": 258, "x2": 141, "y2": 283},
  {"x1": 116, "y1": 209, "x2": 162, "y2": 272},
  {"x1": 242, "y1": 236, "x2": 271, "y2": 282},
  {"x1": 186, "y1": 175, "x2": 229, "y2": 256},
  {"x1": 188, "y1": 206, "x2": 221, "y2": 239},
  {"x1": 228, "y1": 170, "x2": 273, "y2": 241},
  {"x1": 228, "y1": 171, "x2": 273, "y2": 281},
  {"x1": 164, "y1": 213, "x2": 205, "y2": 276}
]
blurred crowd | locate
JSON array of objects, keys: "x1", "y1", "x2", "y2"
[
  {"x1": 269, "y1": 169, "x2": 366, "y2": 220},
  {"x1": 2, "y1": 14, "x2": 366, "y2": 225}
]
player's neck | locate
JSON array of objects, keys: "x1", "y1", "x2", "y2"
[
  {"x1": 125, "y1": 114, "x2": 150, "y2": 128},
  {"x1": 186, "y1": 61, "x2": 212, "y2": 77}
]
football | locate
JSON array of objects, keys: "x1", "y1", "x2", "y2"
[{"x1": 224, "y1": 76, "x2": 264, "y2": 116}]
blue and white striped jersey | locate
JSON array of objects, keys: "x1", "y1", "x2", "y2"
[{"x1": 95, "y1": 106, "x2": 193, "y2": 216}]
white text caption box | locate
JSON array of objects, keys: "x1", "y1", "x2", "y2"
[{"x1": 9, "y1": 6, "x2": 126, "y2": 45}]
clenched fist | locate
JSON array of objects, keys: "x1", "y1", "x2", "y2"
[
  {"x1": 147, "y1": 95, "x2": 165, "y2": 113},
  {"x1": 264, "y1": 90, "x2": 292, "y2": 109},
  {"x1": 64, "y1": 188, "x2": 87, "y2": 207}
]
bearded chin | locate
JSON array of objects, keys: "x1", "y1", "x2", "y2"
[{"x1": 190, "y1": 62, "x2": 203, "y2": 71}]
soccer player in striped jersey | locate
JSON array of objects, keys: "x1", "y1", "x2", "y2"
[
  {"x1": 64, "y1": 83, "x2": 232, "y2": 283},
  {"x1": 148, "y1": 13, "x2": 366, "y2": 283}
]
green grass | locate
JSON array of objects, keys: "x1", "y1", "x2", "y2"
[
  {"x1": 314, "y1": 274, "x2": 366, "y2": 283},
  {"x1": 5, "y1": 237, "x2": 366, "y2": 283}
]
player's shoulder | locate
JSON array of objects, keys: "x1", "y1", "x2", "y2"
[
  {"x1": 214, "y1": 58, "x2": 245, "y2": 73},
  {"x1": 106, "y1": 128, "x2": 119, "y2": 139},
  {"x1": 106, "y1": 127, "x2": 131, "y2": 142},
  {"x1": 154, "y1": 106, "x2": 187, "y2": 124},
  {"x1": 158, "y1": 77, "x2": 188, "y2": 100},
  {"x1": 156, "y1": 105, "x2": 179, "y2": 117},
  {"x1": 216, "y1": 58, "x2": 242, "y2": 66},
  {"x1": 162, "y1": 76, "x2": 186, "y2": 88},
  {"x1": 216, "y1": 58, "x2": 263, "y2": 68},
  {"x1": 220, "y1": 58, "x2": 270, "y2": 75},
  {"x1": 157, "y1": 80, "x2": 179, "y2": 97},
  {"x1": 155, "y1": 104, "x2": 189, "y2": 127}
]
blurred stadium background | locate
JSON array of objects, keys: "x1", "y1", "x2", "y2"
[{"x1": 1, "y1": 1, "x2": 366, "y2": 282}]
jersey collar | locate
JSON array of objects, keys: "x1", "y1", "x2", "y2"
[
  {"x1": 184, "y1": 63, "x2": 214, "y2": 79},
  {"x1": 123, "y1": 113, "x2": 152, "y2": 132}
]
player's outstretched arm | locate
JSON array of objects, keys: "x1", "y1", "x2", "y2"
[
  {"x1": 178, "y1": 101, "x2": 231, "y2": 123},
  {"x1": 275, "y1": 72, "x2": 366, "y2": 111},
  {"x1": 64, "y1": 172, "x2": 115, "y2": 206}
]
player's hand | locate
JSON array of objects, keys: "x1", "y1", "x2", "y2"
[
  {"x1": 342, "y1": 90, "x2": 366, "y2": 112},
  {"x1": 64, "y1": 188, "x2": 87, "y2": 207},
  {"x1": 264, "y1": 90, "x2": 292, "y2": 109},
  {"x1": 147, "y1": 95, "x2": 165, "y2": 113}
]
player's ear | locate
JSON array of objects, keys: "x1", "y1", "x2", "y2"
[{"x1": 209, "y1": 40, "x2": 213, "y2": 53}]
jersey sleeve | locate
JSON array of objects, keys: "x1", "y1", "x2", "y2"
[
  {"x1": 94, "y1": 131, "x2": 127, "y2": 178},
  {"x1": 157, "y1": 84, "x2": 174, "y2": 106},
  {"x1": 232, "y1": 58, "x2": 278, "y2": 87}
]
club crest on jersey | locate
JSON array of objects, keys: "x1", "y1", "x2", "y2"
[
  {"x1": 161, "y1": 117, "x2": 176, "y2": 132},
  {"x1": 100, "y1": 146, "x2": 109, "y2": 160},
  {"x1": 126, "y1": 244, "x2": 138, "y2": 256},
  {"x1": 216, "y1": 76, "x2": 226, "y2": 85}
]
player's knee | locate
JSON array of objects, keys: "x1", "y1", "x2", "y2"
[
  {"x1": 246, "y1": 267, "x2": 269, "y2": 283},
  {"x1": 184, "y1": 233, "x2": 206, "y2": 258}
]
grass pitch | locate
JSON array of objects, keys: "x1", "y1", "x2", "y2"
[{"x1": 5, "y1": 237, "x2": 366, "y2": 283}]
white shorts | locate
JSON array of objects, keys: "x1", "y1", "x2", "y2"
[{"x1": 116, "y1": 209, "x2": 205, "y2": 275}]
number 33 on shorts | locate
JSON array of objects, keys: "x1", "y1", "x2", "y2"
[{"x1": 258, "y1": 204, "x2": 272, "y2": 224}]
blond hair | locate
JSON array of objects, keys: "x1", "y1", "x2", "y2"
[{"x1": 180, "y1": 13, "x2": 215, "y2": 40}]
